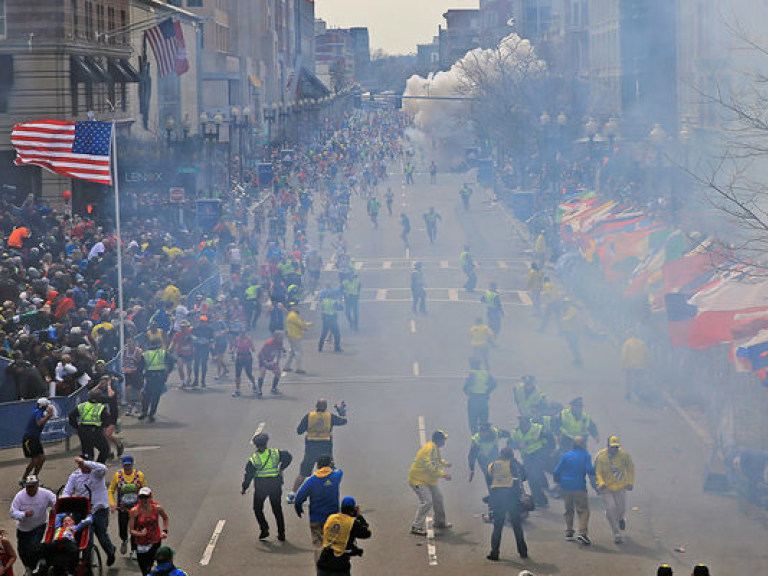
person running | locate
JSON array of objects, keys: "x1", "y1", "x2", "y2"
[
  {"x1": 241, "y1": 434, "x2": 293, "y2": 541},
  {"x1": 232, "y1": 331, "x2": 258, "y2": 397},
  {"x1": 138, "y1": 339, "x2": 171, "y2": 423},
  {"x1": 400, "y1": 213, "x2": 411, "y2": 249},
  {"x1": 411, "y1": 262, "x2": 427, "y2": 315},
  {"x1": 0, "y1": 528, "x2": 17, "y2": 576},
  {"x1": 481, "y1": 282, "x2": 504, "y2": 336},
  {"x1": 211, "y1": 314, "x2": 230, "y2": 380},
  {"x1": 129, "y1": 487, "x2": 169, "y2": 576},
  {"x1": 366, "y1": 196, "x2": 380, "y2": 229},
  {"x1": 594, "y1": 435, "x2": 635, "y2": 544},
  {"x1": 463, "y1": 357, "x2": 497, "y2": 435},
  {"x1": 553, "y1": 436, "x2": 597, "y2": 545},
  {"x1": 20, "y1": 397, "x2": 54, "y2": 486},
  {"x1": 318, "y1": 289, "x2": 343, "y2": 353},
  {"x1": 469, "y1": 318, "x2": 495, "y2": 371},
  {"x1": 422, "y1": 207, "x2": 442, "y2": 244},
  {"x1": 68, "y1": 388, "x2": 110, "y2": 463},
  {"x1": 191, "y1": 315, "x2": 214, "y2": 388},
  {"x1": 256, "y1": 331, "x2": 285, "y2": 396},
  {"x1": 109, "y1": 455, "x2": 147, "y2": 559},
  {"x1": 289, "y1": 399, "x2": 348, "y2": 501},
  {"x1": 122, "y1": 336, "x2": 144, "y2": 415},
  {"x1": 10, "y1": 475, "x2": 56, "y2": 576},
  {"x1": 460, "y1": 183, "x2": 473, "y2": 211},
  {"x1": 409, "y1": 430, "x2": 452, "y2": 535},
  {"x1": 460, "y1": 245, "x2": 477, "y2": 292},
  {"x1": 385, "y1": 188, "x2": 394, "y2": 216},
  {"x1": 341, "y1": 273, "x2": 361, "y2": 332},
  {"x1": 168, "y1": 321, "x2": 194, "y2": 388},
  {"x1": 429, "y1": 160, "x2": 437, "y2": 184},
  {"x1": 294, "y1": 455, "x2": 343, "y2": 561}
]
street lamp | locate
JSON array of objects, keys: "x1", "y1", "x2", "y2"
[
  {"x1": 164, "y1": 115, "x2": 176, "y2": 148},
  {"x1": 263, "y1": 104, "x2": 276, "y2": 150},
  {"x1": 200, "y1": 112, "x2": 223, "y2": 198},
  {"x1": 604, "y1": 117, "x2": 619, "y2": 151}
]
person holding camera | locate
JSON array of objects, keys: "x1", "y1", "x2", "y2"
[
  {"x1": 316, "y1": 496, "x2": 370, "y2": 576},
  {"x1": 486, "y1": 447, "x2": 528, "y2": 561}
]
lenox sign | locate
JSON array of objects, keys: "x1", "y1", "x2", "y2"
[{"x1": 124, "y1": 171, "x2": 165, "y2": 183}]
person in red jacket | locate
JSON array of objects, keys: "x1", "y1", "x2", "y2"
[{"x1": 256, "y1": 331, "x2": 284, "y2": 397}]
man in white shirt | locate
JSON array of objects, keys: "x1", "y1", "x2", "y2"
[
  {"x1": 62, "y1": 457, "x2": 116, "y2": 566},
  {"x1": 9, "y1": 475, "x2": 56, "y2": 574}
]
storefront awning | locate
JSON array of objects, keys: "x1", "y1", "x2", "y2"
[
  {"x1": 70, "y1": 55, "x2": 109, "y2": 83},
  {"x1": 108, "y1": 58, "x2": 140, "y2": 83}
]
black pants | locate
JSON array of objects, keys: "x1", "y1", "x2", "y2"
[
  {"x1": 193, "y1": 345, "x2": 210, "y2": 384},
  {"x1": 319, "y1": 315, "x2": 341, "y2": 351},
  {"x1": 487, "y1": 309, "x2": 502, "y2": 335},
  {"x1": 467, "y1": 394, "x2": 489, "y2": 435},
  {"x1": 17, "y1": 524, "x2": 46, "y2": 569},
  {"x1": 118, "y1": 509, "x2": 136, "y2": 550},
  {"x1": 522, "y1": 451, "x2": 549, "y2": 506},
  {"x1": 344, "y1": 296, "x2": 359, "y2": 331},
  {"x1": 136, "y1": 542, "x2": 160, "y2": 576},
  {"x1": 412, "y1": 288, "x2": 426, "y2": 314},
  {"x1": 142, "y1": 371, "x2": 166, "y2": 417},
  {"x1": 253, "y1": 477, "x2": 285, "y2": 536},
  {"x1": 77, "y1": 425, "x2": 110, "y2": 463},
  {"x1": 490, "y1": 488, "x2": 527, "y2": 558}
]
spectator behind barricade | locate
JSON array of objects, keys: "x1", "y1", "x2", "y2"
[{"x1": 5, "y1": 351, "x2": 47, "y2": 400}]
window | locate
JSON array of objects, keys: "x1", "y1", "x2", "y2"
[
  {"x1": 96, "y1": 4, "x2": 105, "y2": 40},
  {"x1": 85, "y1": 1, "x2": 93, "y2": 39},
  {"x1": 71, "y1": 0, "x2": 78, "y2": 37},
  {"x1": 0, "y1": 0, "x2": 6, "y2": 38},
  {"x1": 187, "y1": 0, "x2": 203, "y2": 7},
  {"x1": 120, "y1": 10, "x2": 127, "y2": 44},
  {"x1": 107, "y1": 7, "x2": 115, "y2": 43}
]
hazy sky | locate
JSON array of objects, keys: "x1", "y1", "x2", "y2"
[{"x1": 315, "y1": 0, "x2": 479, "y2": 55}]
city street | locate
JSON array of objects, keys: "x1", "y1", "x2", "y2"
[{"x1": 1, "y1": 166, "x2": 766, "y2": 576}]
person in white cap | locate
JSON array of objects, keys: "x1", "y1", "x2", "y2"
[
  {"x1": 594, "y1": 435, "x2": 635, "y2": 543},
  {"x1": 20, "y1": 398, "x2": 54, "y2": 485},
  {"x1": 10, "y1": 475, "x2": 56, "y2": 575}
]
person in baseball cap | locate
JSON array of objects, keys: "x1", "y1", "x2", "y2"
[{"x1": 153, "y1": 545, "x2": 188, "y2": 576}]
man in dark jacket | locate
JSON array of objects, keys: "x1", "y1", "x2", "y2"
[
  {"x1": 316, "y1": 496, "x2": 370, "y2": 575},
  {"x1": 295, "y1": 455, "x2": 343, "y2": 561},
  {"x1": 241, "y1": 433, "x2": 293, "y2": 541}
]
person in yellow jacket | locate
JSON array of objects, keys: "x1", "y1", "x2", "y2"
[
  {"x1": 409, "y1": 430, "x2": 452, "y2": 535},
  {"x1": 537, "y1": 276, "x2": 561, "y2": 333},
  {"x1": 594, "y1": 435, "x2": 634, "y2": 544},
  {"x1": 621, "y1": 333, "x2": 650, "y2": 401},
  {"x1": 560, "y1": 297, "x2": 582, "y2": 366},
  {"x1": 469, "y1": 317, "x2": 495, "y2": 370},
  {"x1": 284, "y1": 306, "x2": 313, "y2": 374},
  {"x1": 526, "y1": 263, "x2": 544, "y2": 314},
  {"x1": 108, "y1": 455, "x2": 147, "y2": 558}
]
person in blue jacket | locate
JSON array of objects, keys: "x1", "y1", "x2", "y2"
[
  {"x1": 294, "y1": 455, "x2": 343, "y2": 561},
  {"x1": 552, "y1": 435, "x2": 597, "y2": 546}
]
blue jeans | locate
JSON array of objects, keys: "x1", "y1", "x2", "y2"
[{"x1": 92, "y1": 507, "x2": 115, "y2": 557}]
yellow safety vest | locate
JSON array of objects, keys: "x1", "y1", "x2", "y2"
[
  {"x1": 465, "y1": 370, "x2": 491, "y2": 395},
  {"x1": 321, "y1": 298, "x2": 338, "y2": 316},
  {"x1": 511, "y1": 423, "x2": 545, "y2": 455},
  {"x1": 559, "y1": 409, "x2": 591, "y2": 439},
  {"x1": 245, "y1": 285, "x2": 261, "y2": 300},
  {"x1": 306, "y1": 411, "x2": 332, "y2": 441},
  {"x1": 249, "y1": 448, "x2": 280, "y2": 478},
  {"x1": 323, "y1": 513, "x2": 355, "y2": 557},
  {"x1": 342, "y1": 278, "x2": 360, "y2": 296},
  {"x1": 471, "y1": 428, "x2": 501, "y2": 460},
  {"x1": 143, "y1": 349, "x2": 167, "y2": 371},
  {"x1": 483, "y1": 290, "x2": 500, "y2": 309},
  {"x1": 77, "y1": 402, "x2": 104, "y2": 426},
  {"x1": 488, "y1": 459, "x2": 516, "y2": 489},
  {"x1": 513, "y1": 384, "x2": 544, "y2": 417},
  {"x1": 460, "y1": 251, "x2": 472, "y2": 267}
]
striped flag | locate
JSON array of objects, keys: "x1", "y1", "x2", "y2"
[
  {"x1": 145, "y1": 18, "x2": 189, "y2": 78},
  {"x1": 11, "y1": 120, "x2": 113, "y2": 185}
]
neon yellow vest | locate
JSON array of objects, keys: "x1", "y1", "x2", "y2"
[
  {"x1": 249, "y1": 449, "x2": 280, "y2": 478},
  {"x1": 465, "y1": 370, "x2": 490, "y2": 394},
  {"x1": 77, "y1": 402, "x2": 104, "y2": 426}
]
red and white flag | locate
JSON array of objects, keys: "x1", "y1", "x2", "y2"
[
  {"x1": 145, "y1": 18, "x2": 189, "y2": 78},
  {"x1": 11, "y1": 120, "x2": 113, "y2": 185}
]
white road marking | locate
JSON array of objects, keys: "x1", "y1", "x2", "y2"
[
  {"x1": 355, "y1": 261, "x2": 363, "y2": 270},
  {"x1": 124, "y1": 445, "x2": 160, "y2": 452},
  {"x1": 199, "y1": 519, "x2": 226, "y2": 565},
  {"x1": 440, "y1": 260, "x2": 449, "y2": 268},
  {"x1": 252, "y1": 422, "x2": 265, "y2": 443},
  {"x1": 498, "y1": 260, "x2": 508, "y2": 269},
  {"x1": 517, "y1": 291, "x2": 533, "y2": 306},
  {"x1": 448, "y1": 288, "x2": 459, "y2": 301},
  {"x1": 376, "y1": 289, "x2": 387, "y2": 301},
  {"x1": 416, "y1": 416, "x2": 438, "y2": 566},
  {"x1": 410, "y1": 319, "x2": 416, "y2": 334},
  {"x1": 413, "y1": 361, "x2": 420, "y2": 376},
  {"x1": 383, "y1": 260, "x2": 392, "y2": 269},
  {"x1": 405, "y1": 248, "x2": 410, "y2": 259}
]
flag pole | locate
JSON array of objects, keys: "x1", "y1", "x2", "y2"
[{"x1": 110, "y1": 122, "x2": 126, "y2": 403}]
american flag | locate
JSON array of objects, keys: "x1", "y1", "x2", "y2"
[
  {"x1": 11, "y1": 120, "x2": 113, "y2": 185},
  {"x1": 145, "y1": 18, "x2": 189, "y2": 78}
]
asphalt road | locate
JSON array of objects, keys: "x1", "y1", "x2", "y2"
[{"x1": 2, "y1": 166, "x2": 767, "y2": 576}]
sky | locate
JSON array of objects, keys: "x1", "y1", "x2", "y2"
[{"x1": 315, "y1": 0, "x2": 479, "y2": 55}]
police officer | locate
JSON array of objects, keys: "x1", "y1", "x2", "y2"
[
  {"x1": 509, "y1": 416, "x2": 552, "y2": 508},
  {"x1": 244, "y1": 279, "x2": 263, "y2": 329},
  {"x1": 460, "y1": 183, "x2": 473, "y2": 211},
  {"x1": 486, "y1": 447, "x2": 528, "y2": 561},
  {"x1": 462, "y1": 357, "x2": 497, "y2": 434},
  {"x1": 410, "y1": 262, "x2": 426, "y2": 315},
  {"x1": 468, "y1": 421, "x2": 510, "y2": 487},
  {"x1": 481, "y1": 282, "x2": 503, "y2": 335},
  {"x1": 241, "y1": 433, "x2": 293, "y2": 541},
  {"x1": 460, "y1": 245, "x2": 477, "y2": 292},
  {"x1": 138, "y1": 339, "x2": 171, "y2": 422},
  {"x1": 341, "y1": 273, "x2": 361, "y2": 331},
  {"x1": 513, "y1": 375, "x2": 545, "y2": 419},
  {"x1": 557, "y1": 397, "x2": 599, "y2": 453},
  {"x1": 290, "y1": 399, "x2": 348, "y2": 500},
  {"x1": 68, "y1": 388, "x2": 110, "y2": 463},
  {"x1": 318, "y1": 287, "x2": 343, "y2": 353}
]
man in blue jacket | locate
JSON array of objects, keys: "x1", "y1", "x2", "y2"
[
  {"x1": 553, "y1": 435, "x2": 597, "y2": 545},
  {"x1": 294, "y1": 455, "x2": 343, "y2": 560}
]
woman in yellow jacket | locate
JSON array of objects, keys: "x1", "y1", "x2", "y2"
[
  {"x1": 408, "y1": 430, "x2": 452, "y2": 535},
  {"x1": 594, "y1": 435, "x2": 635, "y2": 543}
]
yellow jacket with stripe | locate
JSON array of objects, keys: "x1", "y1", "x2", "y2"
[
  {"x1": 408, "y1": 441, "x2": 447, "y2": 486},
  {"x1": 594, "y1": 448, "x2": 635, "y2": 492}
]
